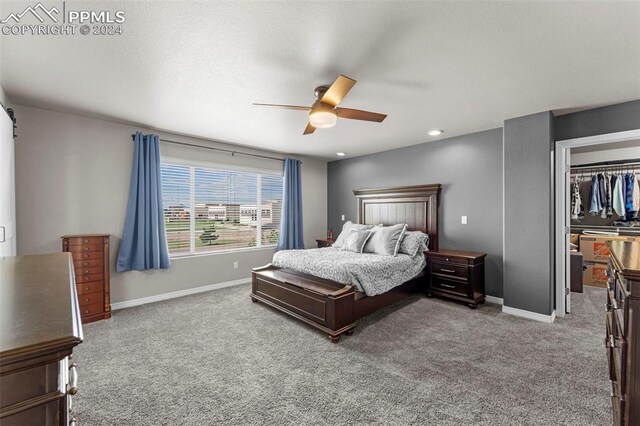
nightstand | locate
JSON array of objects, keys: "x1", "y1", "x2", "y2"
[
  {"x1": 425, "y1": 249, "x2": 486, "y2": 309},
  {"x1": 316, "y1": 239, "x2": 334, "y2": 248}
]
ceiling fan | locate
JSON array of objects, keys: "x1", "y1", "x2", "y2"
[{"x1": 253, "y1": 75, "x2": 387, "y2": 135}]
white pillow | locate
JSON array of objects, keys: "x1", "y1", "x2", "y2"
[
  {"x1": 333, "y1": 221, "x2": 375, "y2": 249},
  {"x1": 399, "y1": 231, "x2": 430, "y2": 257},
  {"x1": 341, "y1": 229, "x2": 373, "y2": 253},
  {"x1": 363, "y1": 223, "x2": 408, "y2": 256}
]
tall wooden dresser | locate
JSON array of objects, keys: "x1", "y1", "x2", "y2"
[
  {"x1": 62, "y1": 234, "x2": 111, "y2": 324},
  {"x1": 0, "y1": 253, "x2": 83, "y2": 425},
  {"x1": 606, "y1": 240, "x2": 640, "y2": 425}
]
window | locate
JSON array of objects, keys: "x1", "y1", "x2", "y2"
[{"x1": 161, "y1": 162, "x2": 283, "y2": 257}]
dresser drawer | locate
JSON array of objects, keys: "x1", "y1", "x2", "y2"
[
  {"x1": 75, "y1": 266, "x2": 103, "y2": 276},
  {"x1": 78, "y1": 291, "x2": 104, "y2": 307},
  {"x1": 75, "y1": 273, "x2": 103, "y2": 284},
  {"x1": 77, "y1": 281, "x2": 103, "y2": 295},
  {"x1": 431, "y1": 276, "x2": 468, "y2": 297},
  {"x1": 71, "y1": 251, "x2": 104, "y2": 261},
  {"x1": 65, "y1": 236, "x2": 105, "y2": 246},
  {"x1": 74, "y1": 258, "x2": 103, "y2": 269},
  {"x1": 80, "y1": 302, "x2": 104, "y2": 317},
  {"x1": 430, "y1": 262, "x2": 468, "y2": 279},
  {"x1": 67, "y1": 244, "x2": 103, "y2": 253}
]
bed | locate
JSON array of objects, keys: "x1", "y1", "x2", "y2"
[{"x1": 250, "y1": 184, "x2": 441, "y2": 342}]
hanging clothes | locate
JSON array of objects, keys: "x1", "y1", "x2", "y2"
[
  {"x1": 589, "y1": 174, "x2": 603, "y2": 215},
  {"x1": 633, "y1": 174, "x2": 640, "y2": 218},
  {"x1": 601, "y1": 172, "x2": 613, "y2": 218},
  {"x1": 625, "y1": 173, "x2": 637, "y2": 220},
  {"x1": 612, "y1": 174, "x2": 626, "y2": 217},
  {"x1": 570, "y1": 177, "x2": 584, "y2": 220}
]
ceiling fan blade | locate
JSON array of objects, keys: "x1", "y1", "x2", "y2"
[
  {"x1": 303, "y1": 122, "x2": 316, "y2": 135},
  {"x1": 320, "y1": 75, "x2": 357, "y2": 107},
  {"x1": 336, "y1": 107, "x2": 387, "y2": 122},
  {"x1": 253, "y1": 103, "x2": 311, "y2": 111}
]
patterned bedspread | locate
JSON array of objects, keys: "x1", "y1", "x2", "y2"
[{"x1": 271, "y1": 247, "x2": 426, "y2": 296}]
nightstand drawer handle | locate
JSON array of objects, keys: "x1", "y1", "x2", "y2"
[
  {"x1": 440, "y1": 268, "x2": 456, "y2": 274},
  {"x1": 441, "y1": 283, "x2": 456, "y2": 289}
]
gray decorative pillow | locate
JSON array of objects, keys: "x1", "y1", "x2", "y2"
[
  {"x1": 341, "y1": 229, "x2": 373, "y2": 253},
  {"x1": 399, "y1": 231, "x2": 430, "y2": 257},
  {"x1": 333, "y1": 221, "x2": 374, "y2": 249},
  {"x1": 363, "y1": 223, "x2": 408, "y2": 256}
]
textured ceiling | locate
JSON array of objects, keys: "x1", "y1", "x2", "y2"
[{"x1": 1, "y1": 1, "x2": 639, "y2": 159}]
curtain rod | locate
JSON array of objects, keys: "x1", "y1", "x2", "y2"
[{"x1": 131, "y1": 134, "x2": 286, "y2": 163}]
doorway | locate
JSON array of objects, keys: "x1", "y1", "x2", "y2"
[{"x1": 554, "y1": 129, "x2": 640, "y2": 318}]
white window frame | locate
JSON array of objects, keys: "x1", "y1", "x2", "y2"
[{"x1": 161, "y1": 157, "x2": 283, "y2": 258}]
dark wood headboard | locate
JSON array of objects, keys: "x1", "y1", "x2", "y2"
[{"x1": 353, "y1": 184, "x2": 441, "y2": 251}]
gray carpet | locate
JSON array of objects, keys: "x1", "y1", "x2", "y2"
[{"x1": 74, "y1": 285, "x2": 610, "y2": 425}]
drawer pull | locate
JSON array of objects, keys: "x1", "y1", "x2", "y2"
[
  {"x1": 84, "y1": 239, "x2": 89, "y2": 243},
  {"x1": 610, "y1": 381, "x2": 617, "y2": 398},
  {"x1": 68, "y1": 363, "x2": 78, "y2": 395},
  {"x1": 84, "y1": 286, "x2": 89, "y2": 291},
  {"x1": 84, "y1": 297, "x2": 90, "y2": 303},
  {"x1": 440, "y1": 268, "x2": 456, "y2": 274},
  {"x1": 84, "y1": 269, "x2": 89, "y2": 274},
  {"x1": 84, "y1": 309, "x2": 90, "y2": 314},
  {"x1": 69, "y1": 417, "x2": 77, "y2": 426},
  {"x1": 445, "y1": 258, "x2": 450, "y2": 262},
  {"x1": 441, "y1": 283, "x2": 456, "y2": 289}
]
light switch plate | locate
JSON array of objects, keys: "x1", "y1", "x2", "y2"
[
  {"x1": 341, "y1": 214, "x2": 345, "y2": 221},
  {"x1": 461, "y1": 216, "x2": 468, "y2": 225}
]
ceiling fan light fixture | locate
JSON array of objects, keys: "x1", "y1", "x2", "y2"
[{"x1": 309, "y1": 102, "x2": 337, "y2": 128}]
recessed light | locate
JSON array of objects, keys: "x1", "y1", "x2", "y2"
[
  {"x1": 336, "y1": 152, "x2": 346, "y2": 157},
  {"x1": 427, "y1": 129, "x2": 444, "y2": 136}
]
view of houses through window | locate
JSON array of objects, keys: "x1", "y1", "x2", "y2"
[{"x1": 161, "y1": 163, "x2": 283, "y2": 256}]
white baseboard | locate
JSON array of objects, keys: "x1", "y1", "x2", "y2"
[
  {"x1": 485, "y1": 295, "x2": 503, "y2": 305},
  {"x1": 502, "y1": 305, "x2": 556, "y2": 323},
  {"x1": 111, "y1": 278, "x2": 250, "y2": 311}
]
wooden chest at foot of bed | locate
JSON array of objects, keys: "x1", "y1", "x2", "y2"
[{"x1": 251, "y1": 264, "x2": 356, "y2": 342}]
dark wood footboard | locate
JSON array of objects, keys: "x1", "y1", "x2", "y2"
[
  {"x1": 251, "y1": 264, "x2": 357, "y2": 342},
  {"x1": 251, "y1": 264, "x2": 426, "y2": 342}
]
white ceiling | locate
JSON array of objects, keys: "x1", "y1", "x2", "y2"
[{"x1": 1, "y1": 1, "x2": 639, "y2": 160}]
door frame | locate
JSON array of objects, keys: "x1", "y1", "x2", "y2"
[{"x1": 554, "y1": 129, "x2": 640, "y2": 317}]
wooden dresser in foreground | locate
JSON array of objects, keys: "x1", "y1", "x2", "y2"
[
  {"x1": 62, "y1": 234, "x2": 111, "y2": 324},
  {"x1": 425, "y1": 249, "x2": 487, "y2": 309},
  {"x1": 606, "y1": 241, "x2": 640, "y2": 425},
  {"x1": 0, "y1": 253, "x2": 83, "y2": 426}
]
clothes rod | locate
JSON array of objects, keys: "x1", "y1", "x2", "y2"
[
  {"x1": 571, "y1": 158, "x2": 640, "y2": 170},
  {"x1": 131, "y1": 135, "x2": 286, "y2": 163}
]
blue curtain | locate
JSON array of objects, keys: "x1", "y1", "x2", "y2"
[
  {"x1": 277, "y1": 158, "x2": 304, "y2": 250},
  {"x1": 116, "y1": 132, "x2": 171, "y2": 272}
]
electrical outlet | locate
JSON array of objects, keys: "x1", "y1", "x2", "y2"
[
  {"x1": 461, "y1": 216, "x2": 468, "y2": 225},
  {"x1": 341, "y1": 214, "x2": 345, "y2": 221},
  {"x1": 233, "y1": 261, "x2": 238, "y2": 269}
]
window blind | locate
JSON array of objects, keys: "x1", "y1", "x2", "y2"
[{"x1": 161, "y1": 162, "x2": 283, "y2": 257}]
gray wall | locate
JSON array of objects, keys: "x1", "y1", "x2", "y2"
[
  {"x1": 503, "y1": 112, "x2": 555, "y2": 315},
  {"x1": 13, "y1": 105, "x2": 327, "y2": 304},
  {"x1": 328, "y1": 128, "x2": 504, "y2": 298},
  {"x1": 555, "y1": 100, "x2": 640, "y2": 141}
]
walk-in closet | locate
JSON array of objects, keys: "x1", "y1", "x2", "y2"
[{"x1": 567, "y1": 140, "x2": 640, "y2": 300}]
